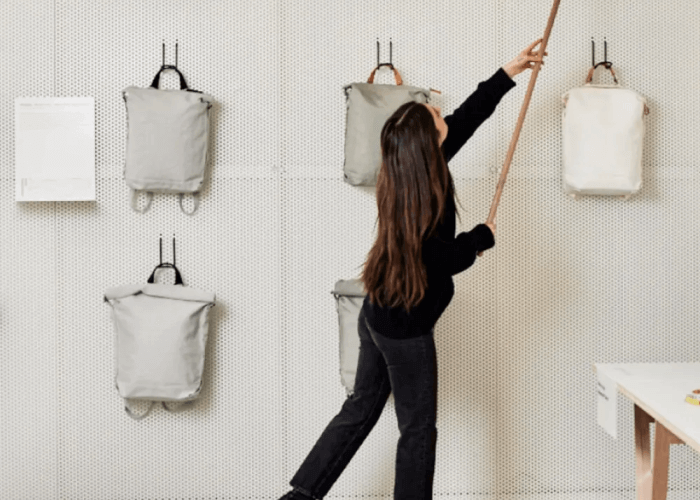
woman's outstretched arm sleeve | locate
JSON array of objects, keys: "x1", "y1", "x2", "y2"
[
  {"x1": 440, "y1": 67, "x2": 516, "y2": 163},
  {"x1": 423, "y1": 224, "x2": 495, "y2": 276}
]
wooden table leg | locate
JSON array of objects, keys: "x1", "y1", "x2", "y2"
[
  {"x1": 634, "y1": 404, "x2": 654, "y2": 500},
  {"x1": 634, "y1": 403, "x2": 686, "y2": 500},
  {"x1": 651, "y1": 422, "x2": 672, "y2": 500},
  {"x1": 651, "y1": 422, "x2": 685, "y2": 500}
]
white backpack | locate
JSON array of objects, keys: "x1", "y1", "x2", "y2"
[{"x1": 561, "y1": 65, "x2": 650, "y2": 198}]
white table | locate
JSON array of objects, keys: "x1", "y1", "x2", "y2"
[{"x1": 592, "y1": 363, "x2": 700, "y2": 500}]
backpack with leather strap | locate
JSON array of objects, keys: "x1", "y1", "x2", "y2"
[{"x1": 122, "y1": 65, "x2": 214, "y2": 214}]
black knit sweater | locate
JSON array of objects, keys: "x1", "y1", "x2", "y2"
[{"x1": 362, "y1": 67, "x2": 516, "y2": 338}]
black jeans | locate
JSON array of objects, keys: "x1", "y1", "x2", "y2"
[{"x1": 290, "y1": 305, "x2": 438, "y2": 499}]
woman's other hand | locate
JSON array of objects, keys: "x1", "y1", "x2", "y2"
[
  {"x1": 502, "y1": 38, "x2": 548, "y2": 79},
  {"x1": 477, "y1": 223, "x2": 496, "y2": 257}
]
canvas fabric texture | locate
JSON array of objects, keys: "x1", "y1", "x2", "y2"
[
  {"x1": 104, "y1": 282, "x2": 215, "y2": 419},
  {"x1": 561, "y1": 67, "x2": 649, "y2": 197},
  {"x1": 122, "y1": 85, "x2": 214, "y2": 212},
  {"x1": 343, "y1": 78, "x2": 430, "y2": 186},
  {"x1": 332, "y1": 278, "x2": 367, "y2": 396}
]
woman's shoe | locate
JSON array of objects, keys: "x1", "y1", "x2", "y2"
[{"x1": 278, "y1": 489, "x2": 315, "y2": 500}]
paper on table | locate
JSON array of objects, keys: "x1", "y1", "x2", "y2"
[
  {"x1": 15, "y1": 97, "x2": 95, "y2": 201},
  {"x1": 596, "y1": 365, "x2": 618, "y2": 439}
]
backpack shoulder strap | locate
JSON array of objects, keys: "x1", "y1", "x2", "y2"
[
  {"x1": 130, "y1": 189, "x2": 154, "y2": 214},
  {"x1": 162, "y1": 400, "x2": 196, "y2": 412},
  {"x1": 124, "y1": 399, "x2": 154, "y2": 420},
  {"x1": 179, "y1": 192, "x2": 200, "y2": 215}
]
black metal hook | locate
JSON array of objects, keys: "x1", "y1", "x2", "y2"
[
  {"x1": 152, "y1": 40, "x2": 188, "y2": 89},
  {"x1": 376, "y1": 38, "x2": 394, "y2": 69},
  {"x1": 591, "y1": 36, "x2": 613, "y2": 69},
  {"x1": 157, "y1": 234, "x2": 177, "y2": 265},
  {"x1": 161, "y1": 39, "x2": 179, "y2": 68},
  {"x1": 149, "y1": 234, "x2": 183, "y2": 285}
]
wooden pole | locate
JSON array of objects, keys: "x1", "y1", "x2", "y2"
[{"x1": 487, "y1": 0, "x2": 561, "y2": 224}]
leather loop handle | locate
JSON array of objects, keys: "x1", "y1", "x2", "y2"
[
  {"x1": 151, "y1": 65, "x2": 188, "y2": 90},
  {"x1": 147, "y1": 265, "x2": 184, "y2": 285},
  {"x1": 367, "y1": 66, "x2": 403, "y2": 85},
  {"x1": 585, "y1": 65, "x2": 619, "y2": 85}
]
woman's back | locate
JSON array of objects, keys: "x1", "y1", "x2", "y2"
[{"x1": 362, "y1": 67, "x2": 516, "y2": 338}]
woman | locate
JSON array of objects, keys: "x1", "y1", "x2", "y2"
[{"x1": 280, "y1": 38, "x2": 547, "y2": 500}]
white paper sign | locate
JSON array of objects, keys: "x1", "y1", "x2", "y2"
[
  {"x1": 596, "y1": 366, "x2": 618, "y2": 439},
  {"x1": 15, "y1": 97, "x2": 95, "y2": 201}
]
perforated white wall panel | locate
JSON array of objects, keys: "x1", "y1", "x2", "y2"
[{"x1": 0, "y1": 0, "x2": 699, "y2": 499}]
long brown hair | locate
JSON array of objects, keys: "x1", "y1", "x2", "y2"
[{"x1": 360, "y1": 101, "x2": 463, "y2": 313}]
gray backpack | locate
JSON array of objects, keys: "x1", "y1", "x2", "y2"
[
  {"x1": 104, "y1": 265, "x2": 216, "y2": 420},
  {"x1": 343, "y1": 66, "x2": 430, "y2": 186},
  {"x1": 122, "y1": 67, "x2": 214, "y2": 215},
  {"x1": 332, "y1": 278, "x2": 367, "y2": 396}
]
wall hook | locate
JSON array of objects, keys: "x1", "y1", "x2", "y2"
[
  {"x1": 149, "y1": 235, "x2": 183, "y2": 286},
  {"x1": 589, "y1": 36, "x2": 618, "y2": 84},
  {"x1": 157, "y1": 234, "x2": 177, "y2": 266},
  {"x1": 376, "y1": 38, "x2": 394, "y2": 69},
  {"x1": 591, "y1": 36, "x2": 612, "y2": 69},
  {"x1": 161, "y1": 39, "x2": 180, "y2": 71}
]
